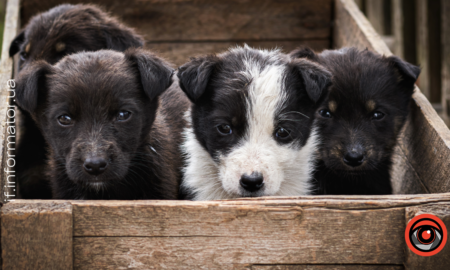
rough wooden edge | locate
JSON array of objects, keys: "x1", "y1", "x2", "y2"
[
  {"x1": 0, "y1": 0, "x2": 20, "y2": 204},
  {"x1": 1, "y1": 201, "x2": 73, "y2": 270}
]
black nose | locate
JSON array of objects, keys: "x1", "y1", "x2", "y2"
[
  {"x1": 343, "y1": 152, "x2": 365, "y2": 167},
  {"x1": 83, "y1": 157, "x2": 108, "y2": 175},
  {"x1": 240, "y1": 172, "x2": 264, "y2": 192}
]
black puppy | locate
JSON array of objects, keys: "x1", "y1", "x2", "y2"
[
  {"x1": 290, "y1": 47, "x2": 420, "y2": 195},
  {"x1": 9, "y1": 4, "x2": 144, "y2": 198},
  {"x1": 14, "y1": 49, "x2": 188, "y2": 199}
]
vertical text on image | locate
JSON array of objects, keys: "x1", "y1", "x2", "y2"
[{"x1": 4, "y1": 79, "x2": 16, "y2": 202}]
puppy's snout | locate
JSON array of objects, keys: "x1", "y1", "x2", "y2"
[
  {"x1": 83, "y1": 157, "x2": 108, "y2": 175},
  {"x1": 240, "y1": 172, "x2": 264, "y2": 192},
  {"x1": 343, "y1": 151, "x2": 365, "y2": 167}
]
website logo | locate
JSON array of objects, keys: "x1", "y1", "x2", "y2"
[{"x1": 405, "y1": 214, "x2": 447, "y2": 256}]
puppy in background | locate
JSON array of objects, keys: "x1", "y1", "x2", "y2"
[
  {"x1": 14, "y1": 49, "x2": 188, "y2": 199},
  {"x1": 178, "y1": 45, "x2": 331, "y2": 200},
  {"x1": 9, "y1": 4, "x2": 144, "y2": 199},
  {"x1": 290, "y1": 47, "x2": 420, "y2": 195}
]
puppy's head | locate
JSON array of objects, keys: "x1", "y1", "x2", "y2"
[
  {"x1": 292, "y1": 48, "x2": 420, "y2": 173},
  {"x1": 15, "y1": 49, "x2": 173, "y2": 189},
  {"x1": 178, "y1": 46, "x2": 331, "y2": 198},
  {"x1": 10, "y1": 4, "x2": 144, "y2": 71}
]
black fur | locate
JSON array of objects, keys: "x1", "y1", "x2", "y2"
[
  {"x1": 290, "y1": 47, "x2": 420, "y2": 195},
  {"x1": 178, "y1": 47, "x2": 331, "y2": 199},
  {"x1": 10, "y1": 4, "x2": 144, "y2": 199},
  {"x1": 15, "y1": 49, "x2": 188, "y2": 200}
]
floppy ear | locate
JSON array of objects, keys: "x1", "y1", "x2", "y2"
[
  {"x1": 9, "y1": 30, "x2": 25, "y2": 57},
  {"x1": 125, "y1": 48, "x2": 174, "y2": 100},
  {"x1": 177, "y1": 55, "x2": 219, "y2": 103},
  {"x1": 289, "y1": 47, "x2": 318, "y2": 62},
  {"x1": 387, "y1": 56, "x2": 421, "y2": 86},
  {"x1": 103, "y1": 26, "x2": 144, "y2": 51},
  {"x1": 15, "y1": 60, "x2": 52, "y2": 113},
  {"x1": 292, "y1": 59, "x2": 332, "y2": 102}
]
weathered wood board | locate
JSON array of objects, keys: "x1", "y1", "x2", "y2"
[{"x1": 2, "y1": 195, "x2": 449, "y2": 269}]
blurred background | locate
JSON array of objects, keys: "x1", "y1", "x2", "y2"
[
  {"x1": 355, "y1": 0, "x2": 449, "y2": 126},
  {"x1": 0, "y1": 0, "x2": 448, "y2": 125}
]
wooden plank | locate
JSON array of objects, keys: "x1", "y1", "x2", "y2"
[
  {"x1": 252, "y1": 265, "x2": 403, "y2": 270},
  {"x1": 20, "y1": 0, "x2": 332, "y2": 42},
  {"x1": 404, "y1": 203, "x2": 450, "y2": 269},
  {"x1": 442, "y1": 0, "x2": 450, "y2": 125},
  {"x1": 416, "y1": 0, "x2": 430, "y2": 99},
  {"x1": 1, "y1": 201, "x2": 73, "y2": 269},
  {"x1": 73, "y1": 206, "x2": 406, "y2": 268},
  {"x1": 392, "y1": 0, "x2": 417, "y2": 63},
  {"x1": 365, "y1": 0, "x2": 386, "y2": 35},
  {"x1": 0, "y1": 0, "x2": 19, "y2": 204},
  {"x1": 146, "y1": 40, "x2": 330, "y2": 66},
  {"x1": 334, "y1": 0, "x2": 450, "y2": 194}
]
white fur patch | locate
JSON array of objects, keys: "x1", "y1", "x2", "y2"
[{"x1": 181, "y1": 47, "x2": 318, "y2": 201}]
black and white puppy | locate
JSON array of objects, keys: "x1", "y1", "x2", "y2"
[
  {"x1": 290, "y1": 47, "x2": 420, "y2": 195},
  {"x1": 15, "y1": 49, "x2": 188, "y2": 199},
  {"x1": 178, "y1": 46, "x2": 331, "y2": 200},
  {"x1": 9, "y1": 4, "x2": 144, "y2": 199}
]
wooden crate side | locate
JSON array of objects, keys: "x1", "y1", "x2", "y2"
[
  {"x1": 72, "y1": 204, "x2": 406, "y2": 268},
  {"x1": 333, "y1": 0, "x2": 450, "y2": 194},
  {"x1": 20, "y1": 0, "x2": 332, "y2": 42},
  {"x1": 0, "y1": 0, "x2": 19, "y2": 204},
  {"x1": 252, "y1": 266, "x2": 403, "y2": 270},
  {"x1": 1, "y1": 201, "x2": 73, "y2": 270}
]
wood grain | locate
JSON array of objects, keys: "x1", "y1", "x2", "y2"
[
  {"x1": 20, "y1": 0, "x2": 333, "y2": 42},
  {"x1": 1, "y1": 201, "x2": 73, "y2": 270},
  {"x1": 73, "y1": 205, "x2": 405, "y2": 268},
  {"x1": 252, "y1": 265, "x2": 403, "y2": 270},
  {"x1": 415, "y1": 0, "x2": 430, "y2": 100},
  {"x1": 146, "y1": 40, "x2": 330, "y2": 66},
  {"x1": 334, "y1": 0, "x2": 450, "y2": 194},
  {"x1": 404, "y1": 203, "x2": 450, "y2": 269}
]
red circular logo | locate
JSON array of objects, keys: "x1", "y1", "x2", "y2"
[{"x1": 405, "y1": 214, "x2": 447, "y2": 256}]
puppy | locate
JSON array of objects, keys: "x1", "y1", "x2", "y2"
[
  {"x1": 14, "y1": 49, "x2": 188, "y2": 199},
  {"x1": 290, "y1": 47, "x2": 420, "y2": 195},
  {"x1": 177, "y1": 45, "x2": 331, "y2": 200},
  {"x1": 9, "y1": 4, "x2": 144, "y2": 199}
]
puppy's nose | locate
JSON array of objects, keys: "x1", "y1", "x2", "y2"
[
  {"x1": 240, "y1": 172, "x2": 264, "y2": 192},
  {"x1": 343, "y1": 151, "x2": 365, "y2": 167},
  {"x1": 83, "y1": 157, "x2": 108, "y2": 175}
]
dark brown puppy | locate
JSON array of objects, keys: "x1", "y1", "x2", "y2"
[
  {"x1": 9, "y1": 4, "x2": 144, "y2": 199},
  {"x1": 14, "y1": 49, "x2": 188, "y2": 199},
  {"x1": 290, "y1": 47, "x2": 420, "y2": 195}
]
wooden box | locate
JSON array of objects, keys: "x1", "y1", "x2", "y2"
[{"x1": 0, "y1": 0, "x2": 449, "y2": 269}]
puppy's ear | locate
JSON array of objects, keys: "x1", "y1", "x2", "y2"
[
  {"x1": 15, "y1": 60, "x2": 52, "y2": 113},
  {"x1": 125, "y1": 48, "x2": 174, "y2": 100},
  {"x1": 289, "y1": 47, "x2": 318, "y2": 62},
  {"x1": 387, "y1": 56, "x2": 421, "y2": 86},
  {"x1": 103, "y1": 26, "x2": 144, "y2": 51},
  {"x1": 292, "y1": 59, "x2": 332, "y2": 103},
  {"x1": 9, "y1": 30, "x2": 25, "y2": 57},
  {"x1": 177, "y1": 55, "x2": 219, "y2": 103}
]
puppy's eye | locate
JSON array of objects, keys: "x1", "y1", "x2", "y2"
[
  {"x1": 319, "y1": 109, "x2": 332, "y2": 118},
  {"x1": 19, "y1": 52, "x2": 27, "y2": 61},
  {"x1": 371, "y1": 111, "x2": 385, "y2": 120},
  {"x1": 216, "y1": 124, "x2": 232, "y2": 135},
  {"x1": 275, "y1": 127, "x2": 290, "y2": 139},
  {"x1": 57, "y1": 115, "x2": 73, "y2": 126},
  {"x1": 117, "y1": 111, "x2": 131, "y2": 121}
]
